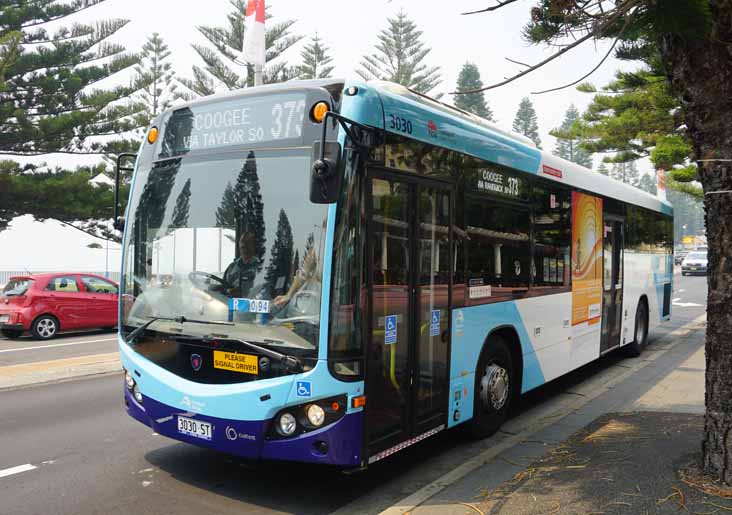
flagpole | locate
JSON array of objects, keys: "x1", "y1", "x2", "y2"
[{"x1": 254, "y1": 64, "x2": 263, "y2": 86}]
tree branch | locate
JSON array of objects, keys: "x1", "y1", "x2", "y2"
[
  {"x1": 531, "y1": 19, "x2": 627, "y2": 94},
  {"x1": 505, "y1": 57, "x2": 531, "y2": 68},
  {"x1": 56, "y1": 220, "x2": 118, "y2": 242},
  {"x1": 454, "y1": 0, "x2": 640, "y2": 94},
  {"x1": 461, "y1": 0, "x2": 520, "y2": 15}
]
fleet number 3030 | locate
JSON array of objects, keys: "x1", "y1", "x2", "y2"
[{"x1": 388, "y1": 114, "x2": 413, "y2": 134}]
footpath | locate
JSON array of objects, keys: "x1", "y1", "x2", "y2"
[
  {"x1": 0, "y1": 352, "x2": 120, "y2": 390},
  {"x1": 391, "y1": 316, "x2": 716, "y2": 515}
]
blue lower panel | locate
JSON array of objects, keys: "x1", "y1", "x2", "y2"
[{"x1": 124, "y1": 387, "x2": 362, "y2": 467}]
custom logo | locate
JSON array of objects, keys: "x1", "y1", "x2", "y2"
[
  {"x1": 180, "y1": 396, "x2": 206, "y2": 413},
  {"x1": 296, "y1": 381, "x2": 312, "y2": 397},
  {"x1": 226, "y1": 426, "x2": 238, "y2": 441},
  {"x1": 427, "y1": 120, "x2": 438, "y2": 138},
  {"x1": 190, "y1": 354, "x2": 203, "y2": 371}
]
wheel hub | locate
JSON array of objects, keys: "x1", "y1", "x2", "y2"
[
  {"x1": 38, "y1": 319, "x2": 56, "y2": 338},
  {"x1": 480, "y1": 363, "x2": 509, "y2": 411}
]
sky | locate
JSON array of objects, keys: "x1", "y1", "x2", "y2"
[{"x1": 1, "y1": 0, "x2": 649, "y2": 271}]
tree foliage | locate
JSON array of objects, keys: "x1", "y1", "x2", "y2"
[
  {"x1": 0, "y1": 160, "x2": 127, "y2": 239},
  {"x1": 0, "y1": 0, "x2": 149, "y2": 156},
  {"x1": 358, "y1": 10, "x2": 441, "y2": 94},
  {"x1": 551, "y1": 104, "x2": 592, "y2": 168},
  {"x1": 265, "y1": 209, "x2": 294, "y2": 295},
  {"x1": 512, "y1": 97, "x2": 541, "y2": 147},
  {"x1": 454, "y1": 62, "x2": 494, "y2": 121},
  {"x1": 299, "y1": 33, "x2": 334, "y2": 80},
  {"x1": 136, "y1": 32, "x2": 176, "y2": 117},
  {"x1": 216, "y1": 151, "x2": 266, "y2": 272},
  {"x1": 179, "y1": 0, "x2": 302, "y2": 97}
]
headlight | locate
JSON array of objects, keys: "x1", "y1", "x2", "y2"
[
  {"x1": 125, "y1": 371, "x2": 135, "y2": 390},
  {"x1": 132, "y1": 384, "x2": 143, "y2": 404},
  {"x1": 277, "y1": 412, "x2": 297, "y2": 436},
  {"x1": 306, "y1": 404, "x2": 325, "y2": 427}
]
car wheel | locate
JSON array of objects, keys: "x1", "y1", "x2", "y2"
[
  {"x1": 467, "y1": 336, "x2": 514, "y2": 439},
  {"x1": 626, "y1": 301, "x2": 649, "y2": 357},
  {"x1": 32, "y1": 315, "x2": 59, "y2": 340},
  {"x1": 682, "y1": 272, "x2": 687, "y2": 276},
  {"x1": 1, "y1": 329, "x2": 23, "y2": 339}
]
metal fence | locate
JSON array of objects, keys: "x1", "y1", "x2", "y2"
[{"x1": 0, "y1": 271, "x2": 121, "y2": 288}]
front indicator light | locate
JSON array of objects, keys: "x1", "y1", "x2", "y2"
[
  {"x1": 310, "y1": 101, "x2": 330, "y2": 123},
  {"x1": 147, "y1": 126, "x2": 159, "y2": 144},
  {"x1": 278, "y1": 412, "x2": 297, "y2": 436},
  {"x1": 132, "y1": 384, "x2": 143, "y2": 404},
  {"x1": 125, "y1": 371, "x2": 135, "y2": 390},
  {"x1": 306, "y1": 404, "x2": 325, "y2": 427}
]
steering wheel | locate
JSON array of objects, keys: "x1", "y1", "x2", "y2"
[{"x1": 188, "y1": 271, "x2": 229, "y2": 290}]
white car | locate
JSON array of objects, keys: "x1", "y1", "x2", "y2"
[{"x1": 681, "y1": 251, "x2": 708, "y2": 276}]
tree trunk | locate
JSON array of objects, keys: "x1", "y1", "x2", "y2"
[{"x1": 660, "y1": 0, "x2": 732, "y2": 484}]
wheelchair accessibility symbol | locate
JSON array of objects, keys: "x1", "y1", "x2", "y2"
[{"x1": 296, "y1": 381, "x2": 312, "y2": 397}]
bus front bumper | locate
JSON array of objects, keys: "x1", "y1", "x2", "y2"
[{"x1": 124, "y1": 385, "x2": 363, "y2": 467}]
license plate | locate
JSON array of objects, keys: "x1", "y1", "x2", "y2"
[
  {"x1": 690, "y1": 267, "x2": 697, "y2": 271},
  {"x1": 177, "y1": 416, "x2": 212, "y2": 440},
  {"x1": 213, "y1": 350, "x2": 258, "y2": 375},
  {"x1": 0, "y1": 315, "x2": 9, "y2": 323}
]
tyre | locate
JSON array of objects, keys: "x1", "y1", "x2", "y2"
[
  {"x1": 467, "y1": 336, "x2": 514, "y2": 439},
  {"x1": 626, "y1": 301, "x2": 649, "y2": 357},
  {"x1": 682, "y1": 272, "x2": 687, "y2": 276},
  {"x1": 32, "y1": 315, "x2": 59, "y2": 340},
  {"x1": 1, "y1": 329, "x2": 22, "y2": 339}
]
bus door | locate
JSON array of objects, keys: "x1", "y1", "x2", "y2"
[
  {"x1": 601, "y1": 216, "x2": 624, "y2": 352},
  {"x1": 364, "y1": 171, "x2": 452, "y2": 457}
]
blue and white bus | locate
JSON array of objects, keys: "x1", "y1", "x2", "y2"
[{"x1": 116, "y1": 79, "x2": 673, "y2": 468}]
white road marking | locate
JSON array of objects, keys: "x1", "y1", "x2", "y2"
[
  {"x1": 0, "y1": 338, "x2": 117, "y2": 354},
  {"x1": 673, "y1": 301, "x2": 704, "y2": 307},
  {"x1": 678, "y1": 289, "x2": 686, "y2": 293},
  {"x1": 0, "y1": 464, "x2": 37, "y2": 479}
]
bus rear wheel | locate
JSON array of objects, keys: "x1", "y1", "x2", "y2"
[
  {"x1": 468, "y1": 337, "x2": 514, "y2": 439},
  {"x1": 626, "y1": 301, "x2": 648, "y2": 357}
]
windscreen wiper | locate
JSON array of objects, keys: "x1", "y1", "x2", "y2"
[
  {"x1": 233, "y1": 338, "x2": 303, "y2": 373},
  {"x1": 124, "y1": 316, "x2": 234, "y2": 344}
]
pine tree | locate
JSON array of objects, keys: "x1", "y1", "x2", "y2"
[
  {"x1": 551, "y1": 104, "x2": 592, "y2": 168},
  {"x1": 357, "y1": 10, "x2": 441, "y2": 94},
  {"x1": 597, "y1": 162, "x2": 610, "y2": 176},
  {"x1": 179, "y1": 0, "x2": 302, "y2": 97},
  {"x1": 610, "y1": 161, "x2": 640, "y2": 186},
  {"x1": 0, "y1": 1, "x2": 149, "y2": 156},
  {"x1": 291, "y1": 249, "x2": 300, "y2": 277},
  {"x1": 136, "y1": 33, "x2": 177, "y2": 117},
  {"x1": 512, "y1": 97, "x2": 541, "y2": 148},
  {"x1": 170, "y1": 179, "x2": 191, "y2": 229},
  {"x1": 637, "y1": 173, "x2": 657, "y2": 195},
  {"x1": 454, "y1": 62, "x2": 494, "y2": 121},
  {"x1": 216, "y1": 151, "x2": 266, "y2": 272},
  {"x1": 299, "y1": 33, "x2": 334, "y2": 80},
  {"x1": 265, "y1": 209, "x2": 294, "y2": 294}
]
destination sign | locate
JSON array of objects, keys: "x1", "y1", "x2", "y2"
[
  {"x1": 475, "y1": 166, "x2": 528, "y2": 200},
  {"x1": 161, "y1": 93, "x2": 307, "y2": 155}
]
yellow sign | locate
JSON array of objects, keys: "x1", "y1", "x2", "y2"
[
  {"x1": 571, "y1": 191, "x2": 603, "y2": 326},
  {"x1": 213, "y1": 351, "x2": 258, "y2": 375}
]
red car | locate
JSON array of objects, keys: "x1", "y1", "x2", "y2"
[{"x1": 0, "y1": 273, "x2": 119, "y2": 340}]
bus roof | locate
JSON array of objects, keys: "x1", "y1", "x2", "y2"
[{"x1": 162, "y1": 78, "x2": 672, "y2": 216}]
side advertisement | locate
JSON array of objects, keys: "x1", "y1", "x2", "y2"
[{"x1": 571, "y1": 191, "x2": 603, "y2": 329}]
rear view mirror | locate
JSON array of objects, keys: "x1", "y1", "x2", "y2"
[
  {"x1": 310, "y1": 141, "x2": 342, "y2": 204},
  {"x1": 114, "y1": 153, "x2": 137, "y2": 232}
]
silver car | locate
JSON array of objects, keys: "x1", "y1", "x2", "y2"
[{"x1": 681, "y1": 251, "x2": 708, "y2": 276}]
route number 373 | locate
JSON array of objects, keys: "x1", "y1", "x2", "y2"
[{"x1": 388, "y1": 114, "x2": 413, "y2": 134}]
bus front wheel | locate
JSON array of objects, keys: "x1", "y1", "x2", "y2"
[{"x1": 468, "y1": 337, "x2": 514, "y2": 439}]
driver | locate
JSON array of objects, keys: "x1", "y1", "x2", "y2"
[{"x1": 223, "y1": 233, "x2": 259, "y2": 297}]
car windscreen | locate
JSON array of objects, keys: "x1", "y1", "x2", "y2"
[{"x1": 2, "y1": 279, "x2": 33, "y2": 296}]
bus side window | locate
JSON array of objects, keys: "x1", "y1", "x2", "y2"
[
  {"x1": 532, "y1": 181, "x2": 571, "y2": 291},
  {"x1": 465, "y1": 197, "x2": 531, "y2": 302}
]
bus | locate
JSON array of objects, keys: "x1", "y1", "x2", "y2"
[{"x1": 116, "y1": 79, "x2": 673, "y2": 469}]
